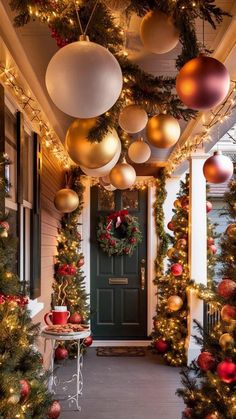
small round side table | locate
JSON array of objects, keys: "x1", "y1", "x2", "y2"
[{"x1": 41, "y1": 329, "x2": 90, "y2": 411}]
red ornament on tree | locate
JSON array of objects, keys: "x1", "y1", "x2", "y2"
[
  {"x1": 217, "y1": 359, "x2": 236, "y2": 383},
  {"x1": 154, "y1": 339, "x2": 169, "y2": 354},
  {"x1": 171, "y1": 263, "x2": 183, "y2": 276},
  {"x1": 48, "y1": 401, "x2": 61, "y2": 419},
  {"x1": 221, "y1": 304, "x2": 236, "y2": 322},
  {"x1": 69, "y1": 312, "x2": 82, "y2": 324},
  {"x1": 183, "y1": 408, "x2": 193, "y2": 418},
  {"x1": 208, "y1": 245, "x2": 217, "y2": 255},
  {"x1": 197, "y1": 351, "x2": 216, "y2": 372},
  {"x1": 206, "y1": 201, "x2": 213, "y2": 213},
  {"x1": 207, "y1": 237, "x2": 215, "y2": 247},
  {"x1": 55, "y1": 346, "x2": 68, "y2": 361},
  {"x1": 167, "y1": 221, "x2": 175, "y2": 231},
  {"x1": 203, "y1": 151, "x2": 234, "y2": 184},
  {"x1": 83, "y1": 336, "x2": 93, "y2": 347},
  {"x1": 218, "y1": 279, "x2": 236, "y2": 299},
  {"x1": 20, "y1": 379, "x2": 30, "y2": 399},
  {"x1": 57, "y1": 264, "x2": 76, "y2": 276},
  {"x1": 181, "y1": 196, "x2": 189, "y2": 210},
  {"x1": 205, "y1": 414, "x2": 219, "y2": 419}
]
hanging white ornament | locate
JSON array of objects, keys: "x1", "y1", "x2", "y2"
[
  {"x1": 46, "y1": 36, "x2": 123, "y2": 118},
  {"x1": 119, "y1": 105, "x2": 148, "y2": 134},
  {"x1": 128, "y1": 138, "x2": 151, "y2": 164}
]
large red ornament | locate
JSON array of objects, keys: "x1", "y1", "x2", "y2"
[
  {"x1": 171, "y1": 263, "x2": 183, "y2": 276},
  {"x1": 221, "y1": 304, "x2": 236, "y2": 322},
  {"x1": 218, "y1": 279, "x2": 236, "y2": 299},
  {"x1": 203, "y1": 151, "x2": 233, "y2": 184},
  {"x1": 206, "y1": 201, "x2": 213, "y2": 213},
  {"x1": 69, "y1": 312, "x2": 82, "y2": 324},
  {"x1": 57, "y1": 264, "x2": 76, "y2": 276},
  {"x1": 83, "y1": 336, "x2": 93, "y2": 347},
  {"x1": 167, "y1": 221, "x2": 175, "y2": 231},
  {"x1": 208, "y1": 245, "x2": 217, "y2": 255},
  {"x1": 154, "y1": 339, "x2": 169, "y2": 354},
  {"x1": 20, "y1": 379, "x2": 30, "y2": 399},
  {"x1": 197, "y1": 351, "x2": 216, "y2": 372},
  {"x1": 217, "y1": 359, "x2": 236, "y2": 383},
  {"x1": 176, "y1": 55, "x2": 230, "y2": 110},
  {"x1": 48, "y1": 401, "x2": 61, "y2": 419},
  {"x1": 55, "y1": 346, "x2": 68, "y2": 361}
]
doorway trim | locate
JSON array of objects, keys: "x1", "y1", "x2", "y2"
[{"x1": 81, "y1": 176, "x2": 157, "y2": 343}]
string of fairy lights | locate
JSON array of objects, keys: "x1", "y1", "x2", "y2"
[
  {"x1": 166, "y1": 81, "x2": 236, "y2": 175},
  {"x1": 89, "y1": 175, "x2": 156, "y2": 190},
  {"x1": 0, "y1": 64, "x2": 71, "y2": 168}
]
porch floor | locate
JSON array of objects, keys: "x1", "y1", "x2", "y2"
[{"x1": 58, "y1": 348, "x2": 184, "y2": 419}]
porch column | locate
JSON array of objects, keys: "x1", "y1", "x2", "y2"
[{"x1": 187, "y1": 151, "x2": 207, "y2": 364}]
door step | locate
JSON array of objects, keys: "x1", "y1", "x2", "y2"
[{"x1": 92, "y1": 340, "x2": 151, "y2": 347}]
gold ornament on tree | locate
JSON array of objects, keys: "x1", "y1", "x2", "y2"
[
  {"x1": 140, "y1": 11, "x2": 179, "y2": 54},
  {"x1": 219, "y1": 333, "x2": 234, "y2": 350},
  {"x1": 65, "y1": 118, "x2": 121, "y2": 169},
  {"x1": 109, "y1": 158, "x2": 136, "y2": 190},
  {"x1": 128, "y1": 138, "x2": 151, "y2": 164},
  {"x1": 146, "y1": 114, "x2": 181, "y2": 148},
  {"x1": 119, "y1": 105, "x2": 148, "y2": 134},
  {"x1": 54, "y1": 188, "x2": 79, "y2": 213},
  {"x1": 167, "y1": 295, "x2": 183, "y2": 312},
  {"x1": 226, "y1": 223, "x2": 236, "y2": 239}
]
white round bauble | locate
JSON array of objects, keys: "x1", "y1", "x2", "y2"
[
  {"x1": 119, "y1": 105, "x2": 148, "y2": 133},
  {"x1": 45, "y1": 39, "x2": 123, "y2": 118},
  {"x1": 140, "y1": 11, "x2": 180, "y2": 55},
  {"x1": 80, "y1": 140, "x2": 121, "y2": 177},
  {"x1": 128, "y1": 139, "x2": 151, "y2": 164}
]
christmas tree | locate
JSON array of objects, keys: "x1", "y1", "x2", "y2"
[
  {"x1": 152, "y1": 175, "x2": 190, "y2": 366},
  {"x1": 53, "y1": 168, "x2": 90, "y2": 355},
  {"x1": 177, "y1": 175, "x2": 236, "y2": 419},
  {"x1": 0, "y1": 154, "x2": 58, "y2": 418}
]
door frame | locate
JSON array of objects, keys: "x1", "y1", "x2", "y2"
[{"x1": 81, "y1": 176, "x2": 157, "y2": 343}]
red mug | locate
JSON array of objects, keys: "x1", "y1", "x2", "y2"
[{"x1": 44, "y1": 310, "x2": 70, "y2": 325}]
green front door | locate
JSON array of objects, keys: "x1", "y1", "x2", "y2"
[{"x1": 90, "y1": 186, "x2": 147, "y2": 339}]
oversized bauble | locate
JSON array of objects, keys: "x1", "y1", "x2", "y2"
[
  {"x1": 219, "y1": 333, "x2": 234, "y2": 350},
  {"x1": 176, "y1": 56, "x2": 230, "y2": 111},
  {"x1": 54, "y1": 188, "x2": 79, "y2": 213},
  {"x1": 128, "y1": 139, "x2": 151, "y2": 164},
  {"x1": 80, "y1": 139, "x2": 121, "y2": 177},
  {"x1": 66, "y1": 119, "x2": 121, "y2": 169},
  {"x1": 84, "y1": 336, "x2": 93, "y2": 347},
  {"x1": 171, "y1": 263, "x2": 183, "y2": 276},
  {"x1": 208, "y1": 245, "x2": 217, "y2": 255},
  {"x1": 203, "y1": 151, "x2": 233, "y2": 184},
  {"x1": 109, "y1": 159, "x2": 136, "y2": 190},
  {"x1": 46, "y1": 39, "x2": 123, "y2": 118},
  {"x1": 207, "y1": 237, "x2": 215, "y2": 246},
  {"x1": 205, "y1": 414, "x2": 219, "y2": 419},
  {"x1": 167, "y1": 295, "x2": 183, "y2": 312},
  {"x1": 206, "y1": 201, "x2": 213, "y2": 213},
  {"x1": 197, "y1": 351, "x2": 216, "y2": 372},
  {"x1": 154, "y1": 339, "x2": 169, "y2": 354},
  {"x1": 226, "y1": 223, "x2": 236, "y2": 240},
  {"x1": 69, "y1": 312, "x2": 82, "y2": 324},
  {"x1": 146, "y1": 114, "x2": 181, "y2": 148},
  {"x1": 20, "y1": 379, "x2": 30, "y2": 399},
  {"x1": 119, "y1": 105, "x2": 148, "y2": 134},
  {"x1": 221, "y1": 304, "x2": 236, "y2": 322},
  {"x1": 47, "y1": 401, "x2": 61, "y2": 419},
  {"x1": 218, "y1": 279, "x2": 236, "y2": 299},
  {"x1": 140, "y1": 11, "x2": 179, "y2": 54},
  {"x1": 55, "y1": 346, "x2": 68, "y2": 361},
  {"x1": 167, "y1": 221, "x2": 175, "y2": 231},
  {"x1": 176, "y1": 239, "x2": 187, "y2": 249},
  {"x1": 217, "y1": 359, "x2": 236, "y2": 383}
]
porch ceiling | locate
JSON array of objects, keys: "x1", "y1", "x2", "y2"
[{"x1": 1, "y1": 0, "x2": 236, "y2": 176}]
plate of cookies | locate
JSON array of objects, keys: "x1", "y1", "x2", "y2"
[{"x1": 43, "y1": 323, "x2": 88, "y2": 335}]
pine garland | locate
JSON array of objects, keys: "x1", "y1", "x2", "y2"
[{"x1": 8, "y1": 0, "x2": 229, "y2": 142}]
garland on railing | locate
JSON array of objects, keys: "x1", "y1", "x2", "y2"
[{"x1": 8, "y1": 0, "x2": 229, "y2": 142}]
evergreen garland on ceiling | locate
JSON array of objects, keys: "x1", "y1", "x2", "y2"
[{"x1": 9, "y1": 0, "x2": 229, "y2": 142}]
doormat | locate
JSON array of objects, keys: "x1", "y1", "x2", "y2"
[{"x1": 96, "y1": 346, "x2": 146, "y2": 357}]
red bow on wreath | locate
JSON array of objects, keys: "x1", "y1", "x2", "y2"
[{"x1": 108, "y1": 210, "x2": 129, "y2": 228}]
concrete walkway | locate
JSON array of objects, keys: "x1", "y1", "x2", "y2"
[{"x1": 58, "y1": 348, "x2": 184, "y2": 419}]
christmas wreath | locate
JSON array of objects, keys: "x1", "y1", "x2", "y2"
[{"x1": 97, "y1": 210, "x2": 142, "y2": 256}]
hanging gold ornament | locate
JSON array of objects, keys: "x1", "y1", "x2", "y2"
[
  {"x1": 167, "y1": 295, "x2": 183, "y2": 312},
  {"x1": 219, "y1": 333, "x2": 234, "y2": 350},
  {"x1": 119, "y1": 105, "x2": 148, "y2": 134},
  {"x1": 65, "y1": 118, "x2": 121, "y2": 169},
  {"x1": 226, "y1": 223, "x2": 236, "y2": 240},
  {"x1": 128, "y1": 138, "x2": 151, "y2": 164},
  {"x1": 146, "y1": 114, "x2": 181, "y2": 148},
  {"x1": 109, "y1": 158, "x2": 136, "y2": 190},
  {"x1": 54, "y1": 188, "x2": 79, "y2": 213}
]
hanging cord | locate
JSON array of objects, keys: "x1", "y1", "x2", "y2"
[{"x1": 74, "y1": 0, "x2": 99, "y2": 36}]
